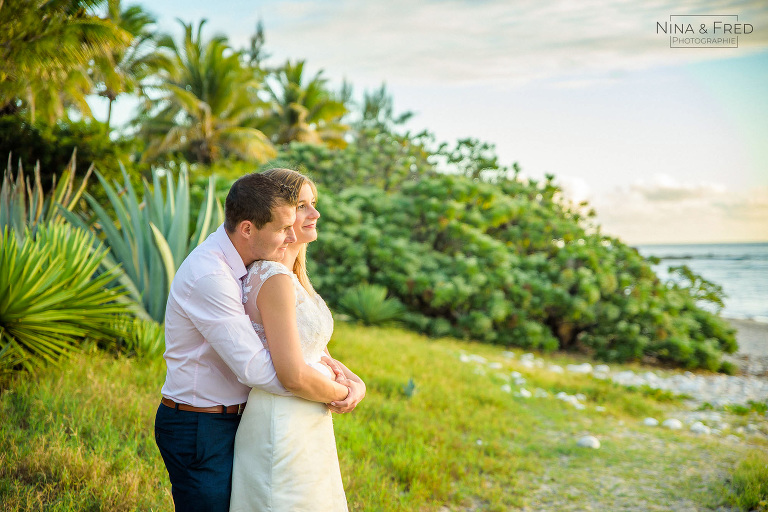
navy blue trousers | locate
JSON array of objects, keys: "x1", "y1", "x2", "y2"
[{"x1": 154, "y1": 403, "x2": 242, "y2": 512}]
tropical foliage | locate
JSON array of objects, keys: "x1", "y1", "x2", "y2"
[
  {"x1": 63, "y1": 166, "x2": 223, "y2": 322},
  {"x1": 337, "y1": 284, "x2": 405, "y2": 326},
  {"x1": 138, "y1": 20, "x2": 274, "y2": 164},
  {"x1": 0, "y1": 0, "x2": 129, "y2": 123},
  {"x1": 0, "y1": 150, "x2": 92, "y2": 241},
  {"x1": 263, "y1": 60, "x2": 348, "y2": 147},
  {"x1": 0, "y1": 223, "x2": 128, "y2": 372},
  {"x1": 304, "y1": 174, "x2": 737, "y2": 371},
  {"x1": 91, "y1": 0, "x2": 170, "y2": 128}
]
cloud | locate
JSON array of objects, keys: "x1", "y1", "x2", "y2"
[
  {"x1": 629, "y1": 174, "x2": 726, "y2": 202},
  {"x1": 258, "y1": 0, "x2": 768, "y2": 87},
  {"x1": 590, "y1": 178, "x2": 768, "y2": 243}
]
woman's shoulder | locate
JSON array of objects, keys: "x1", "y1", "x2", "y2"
[{"x1": 245, "y1": 260, "x2": 293, "y2": 285}]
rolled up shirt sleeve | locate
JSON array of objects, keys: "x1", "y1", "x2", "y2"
[{"x1": 185, "y1": 273, "x2": 291, "y2": 396}]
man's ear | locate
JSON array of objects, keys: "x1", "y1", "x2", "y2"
[{"x1": 237, "y1": 220, "x2": 252, "y2": 239}]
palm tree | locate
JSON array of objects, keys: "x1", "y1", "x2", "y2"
[
  {"x1": 138, "y1": 20, "x2": 274, "y2": 164},
  {"x1": 91, "y1": 0, "x2": 170, "y2": 129},
  {"x1": 0, "y1": 0, "x2": 128, "y2": 123},
  {"x1": 264, "y1": 60, "x2": 348, "y2": 147}
]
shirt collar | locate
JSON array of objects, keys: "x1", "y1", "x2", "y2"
[{"x1": 213, "y1": 224, "x2": 247, "y2": 280}]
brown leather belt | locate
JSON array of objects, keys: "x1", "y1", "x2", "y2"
[{"x1": 161, "y1": 397, "x2": 246, "y2": 415}]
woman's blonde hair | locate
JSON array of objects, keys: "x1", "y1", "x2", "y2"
[{"x1": 260, "y1": 168, "x2": 317, "y2": 295}]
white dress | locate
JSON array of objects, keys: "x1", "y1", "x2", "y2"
[{"x1": 230, "y1": 260, "x2": 348, "y2": 512}]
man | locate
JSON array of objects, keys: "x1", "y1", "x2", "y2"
[{"x1": 154, "y1": 173, "x2": 360, "y2": 512}]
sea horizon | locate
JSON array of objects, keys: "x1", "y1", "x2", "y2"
[{"x1": 636, "y1": 241, "x2": 768, "y2": 324}]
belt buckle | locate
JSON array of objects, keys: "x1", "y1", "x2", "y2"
[{"x1": 237, "y1": 403, "x2": 244, "y2": 415}]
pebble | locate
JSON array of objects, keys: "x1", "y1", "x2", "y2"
[
  {"x1": 501, "y1": 384, "x2": 512, "y2": 393},
  {"x1": 502, "y1": 351, "x2": 515, "y2": 359},
  {"x1": 567, "y1": 363, "x2": 593, "y2": 374},
  {"x1": 690, "y1": 422, "x2": 711, "y2": 434},
  {"x1": 610, "y1": 369, "x2": 768, "y2": 407},
  {"x1": 488, "y1": 362, "x2": 503, "y2": 369},
  {"x1": 577, "y1": 435, "x2": 601, "y2": 449},
  {"x1": 644, "y1": 418, "x2": 659, "y2": 426},
  {"x1": 548, "y1": 365, "x2": 564, "y2": 373},
  {"x1": 517, "y1": 388, "x2": 532, "y2": 398},
  {"x1": 662, "y1": 419, "x2": 683, "y2": 430}
]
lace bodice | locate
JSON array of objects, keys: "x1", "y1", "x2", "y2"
[{"x1": 243, "y1": 260, "x2": 334, "y2": 365}]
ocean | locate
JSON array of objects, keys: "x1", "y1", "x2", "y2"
[{"x1": 636, "y1": 242, "x2": 768, "y2": 324}]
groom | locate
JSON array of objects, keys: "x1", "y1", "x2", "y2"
[{"x1": 154, "y1": 173, "x2": 362, "y2": 512}]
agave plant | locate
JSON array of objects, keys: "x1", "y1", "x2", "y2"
[
  {"x1": 115, "y1": 316, "x2": 165, "y2": 359},
  {"x1": 0, "y1": 223, "x2": 129, "y2": 372},
  {"x1": 63, "y1": 164, "x2": 223, "y2": 322},
  {"x1": 0, "y1": 151, "x2": 92, "y2": 242},
  {"x1": 337, "y1": 284, "x2": 405, "y2": 326}
]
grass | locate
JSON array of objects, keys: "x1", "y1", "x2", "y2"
[{"x1": 1, "y1": 322, "x2": 767, "y2": 511}]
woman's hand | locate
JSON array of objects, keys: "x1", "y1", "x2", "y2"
[{"x1": 322, "y1": 355, "x2": 366, "y2": 413}]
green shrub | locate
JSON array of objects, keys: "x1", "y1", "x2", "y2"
[
  {"x1": 306, "y1": 174, "x2": 736, "y2": 371},
  {"x1": 337, "y1": 284, "x2": 405, "y2": 326}
]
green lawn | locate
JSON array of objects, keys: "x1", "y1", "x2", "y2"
[{"x1": 1, "y1": 322, "x2": 766, "y2": 511}]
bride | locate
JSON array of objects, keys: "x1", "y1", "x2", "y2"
[{"x1": 230, "y1": 169, "x2": 365, "y2": 511}]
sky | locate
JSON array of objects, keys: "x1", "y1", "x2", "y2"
[{"x1": 106, "y1": 0, "x2": 768, "y2": 245}]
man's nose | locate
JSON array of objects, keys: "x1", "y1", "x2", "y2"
[{"x1": 286, "y1": 227, "x2": 297, "y2": 243}]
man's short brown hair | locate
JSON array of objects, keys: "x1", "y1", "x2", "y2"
[{"x1": 224, "y1": 173, "x2": 297, "y2": 232}]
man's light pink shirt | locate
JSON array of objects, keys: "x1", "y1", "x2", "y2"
[{"x1": 161, "y1": 224, "x2": 288, "y2": 407}]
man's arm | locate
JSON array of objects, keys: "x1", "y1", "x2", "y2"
[{"x1": 185, "y1": 273, "x2": 290, "y2": 396}]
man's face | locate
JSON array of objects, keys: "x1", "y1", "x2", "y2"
[{"x1": 247, "y1": 204, "x2": 297, "y2": 263}]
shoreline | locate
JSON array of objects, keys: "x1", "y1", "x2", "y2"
[{"x1": 725, "y1": 317, "x2": 768, "y2": 376}]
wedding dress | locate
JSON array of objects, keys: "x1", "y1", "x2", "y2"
[{"x1": 230, "y1": 260, "x2": 347, "y2": 512}]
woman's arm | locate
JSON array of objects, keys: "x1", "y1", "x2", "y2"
[
  {"x1": 255, "y1": 274, "x2": 349, "y2": 403},
  {"x1": 323, "y1": 348, "x2": 366, "y2": 413}
]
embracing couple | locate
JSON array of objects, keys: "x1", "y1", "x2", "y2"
[{"x1": 154, "y1": 169, "x2": 364, "y2": 512}]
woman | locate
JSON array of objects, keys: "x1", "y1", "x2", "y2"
[{"x1": 230, "y1": 169, "x2": 365, "y2": 511}]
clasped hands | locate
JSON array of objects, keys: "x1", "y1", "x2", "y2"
[{"x1": 319, "y1": 356, "x2": 365, "y2": 414}]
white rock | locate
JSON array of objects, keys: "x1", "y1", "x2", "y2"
[
  {"x1": 575, "y1": 393, "x2": 587, "y2": 401},
  {"x1": 746, "y1": 424, "x2": 759, "y2": 432},
  {"x1": 644, "y1": 418, "x2": 659, "y2": 426},
  {"x1": 577, "y1": 436, "x2": 600, "y2": 449},
  {"x1": 521, "y1": 353, "x2": 535, "y2": 362},
  {"x1": 726, "y1": 434, "x2": 740, "y2": 443},
  {"x1": 476, "y1": 439, "x2": 483, "y2": 446},
  {"x1": 593, "y1": 372, "x2": 609, "y2": 380},
  {"x1": 594, "y1": 364, "x2": 610, "y2": 373},
  {"x1": 510, "y1": 371, "x2": 522, "y2": 379},
  {"x1": 520, "y1": 360, "x2": 535, "y2": 368},
  {"x1": 517, "y1": 388, "x2": 532, "y2": 398},
  {"x1": 662, "y1": 419, "x2": 683, "y2": 430},
  {"x1": 548, "y1": 365, "x2": 564, "y2": 374},
  {"x1": 488, "y1": 362, "x2": 503, "y2": 369},
  {"x1": 467, "y1": 354, "x2": 487, "y2": 364},
  {"x1": 501, "y1": 384, "x2": 512, "y2": 393},
  {"x1": 690, "y1": 422, "x2": 711, "y2": 435},
  {"x1": 567, "y1": 363, "x2": 593, "y2": 374},
  {"x1": 574, "y1": 403, "x2": 586, "y2": 410},
  {"x1": 595, "y1": 406, "x2": 606, "y2": 412},
  {"x1": 534, "y1": 388, "x2": 550, "y2": 398},
  {"x1": 502, "y1": 351, "x2": 515, "y2": 359}
]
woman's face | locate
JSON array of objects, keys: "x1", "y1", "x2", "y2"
[{"x1": 294, "y1": 183, "x2": 320, "y2": 244}]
